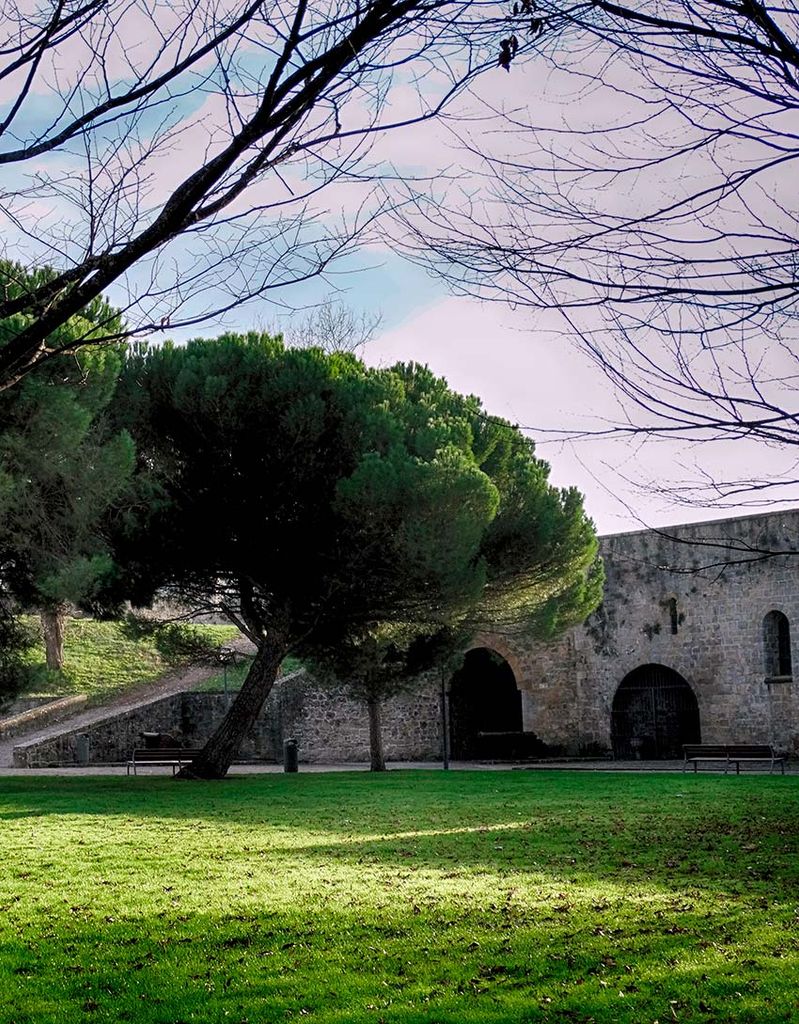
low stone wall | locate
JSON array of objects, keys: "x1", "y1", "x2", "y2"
[
  {"x1": 13, "y1": 671, "x2": 444, "y2": 767},
  {"x1": 270, "y1": 672, "x2": 442, "y2": 764},
  {"x1": 13, "y1": 693, "x2": 185, "y2": 767},
  {"x1": 0, "y1": 696, "x2": 53, "y2": 717},
  {"x1": 1, "y1": 694, "x2": 88, "y2": 741}
]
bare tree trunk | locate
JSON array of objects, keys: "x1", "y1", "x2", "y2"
[
  {"x1": 367, "y1": 696, "x2": 386, "y2": 772},
  {"x1": 177, "y1": 635, "x2": 285, "y2": 780},
  {"x1": 40, "y1": 605, "x2": 68, "y2": 671}
]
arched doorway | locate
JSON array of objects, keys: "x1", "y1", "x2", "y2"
[
  {"x1": 611, "y1": 664, "x2": 700, "y2": 759},
  {"x1": 449, "y1": 647, "x2": 522, "y2": 759}
]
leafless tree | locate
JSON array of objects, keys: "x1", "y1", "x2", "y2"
[
  {"x1": 276, "y1": 299, "x2": 382, "y2": 353},
  {"x1": 0, "y1": 0, "x2": 533, "y2": 389},
  {"x1": 404, "y1": 0, "x2": 799, "y2": 503}
]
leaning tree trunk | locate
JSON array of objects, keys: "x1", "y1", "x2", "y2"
[
  {"x1": 367, "y1": 696, "x2": 386, "y2": 772},
  {"x1": 40, "y1": 604, "x2": 68, "y2": 671},
  {"x1": 176, "y1": 635, "x2": 285, "y2": 780}
]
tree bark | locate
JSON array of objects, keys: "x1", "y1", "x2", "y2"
[
  {"x1": 367, "y1": 696, "x2": 386, "y2": 772},
  {"x1": 176, "y1": 634, "x2": 285, "y2": 780},
  {"x1": 40, "y1": 605, "x2": 68, "y2": 671}
]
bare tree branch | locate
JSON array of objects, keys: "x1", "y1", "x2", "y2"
[
  {"x1": 0, "y1": 0, "x2": 524, "y2": 388},
  {"x1": 403, "y1": 0, "x2": 799, "y2": 502}
]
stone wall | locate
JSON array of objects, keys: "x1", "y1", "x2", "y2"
[
  {"x1": 14, "y1": 671, "x2": 443, "y2": 767},
  {"x1": 272, "y1": 673, "x2": 441, "y2": 764},
  {"x1": 479, "y1": 509, "x2": 799, "y2": 756},
  {"x1": 14, "y1": 693, "x2": 188, "y2": 767},
  {"x1": 15, "y1": 508, "x2": 799, "y2": 766}
]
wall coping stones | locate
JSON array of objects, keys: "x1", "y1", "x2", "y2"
[{"x1": 0, "y1": 694, "x2": 88, "y2": 740}]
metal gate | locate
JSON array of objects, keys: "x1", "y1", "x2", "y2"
[{"x1": 611, "y1": 664, "x2": 700, "y2": 759}]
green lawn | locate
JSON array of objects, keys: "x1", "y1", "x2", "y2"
[
  {"x1": 194, "y1": 655, "x2": 300, "y2": 693},
  {"x1": 17, "y1": 618, "x2": 240, "y2": 703},
  {"x1": 1, "y1": 772, "x2": 797, "y2": 1024}
]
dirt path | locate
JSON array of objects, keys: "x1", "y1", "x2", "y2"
[{"x1": 0, "y1": 645, "x2": 253, "y2": 767}]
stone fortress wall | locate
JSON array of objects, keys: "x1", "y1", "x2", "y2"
[{"x1": 481, "y1": 508, "x2": 799, "y2": 756}]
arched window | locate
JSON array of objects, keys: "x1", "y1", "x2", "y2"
[{"x1": 764, "y1": 611, "x2": 792, "y2": 679}]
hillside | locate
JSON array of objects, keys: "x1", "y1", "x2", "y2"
[{"x1": 17, "y1": 617, "x2": 241, "y2": 705}]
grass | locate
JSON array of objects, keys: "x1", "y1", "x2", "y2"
[
  {"x1": 18, "y1": 618, "x2": 240, "y2": 703},
  {"x1": 192, "y1": 658, "x2": 254, "y2": 693},
  {"x1": 193, "y1": 655, "x2": 301, "y2": 693},
  {"x1": 1, "y1": 771, "x2": 798, "y2": 1023}
]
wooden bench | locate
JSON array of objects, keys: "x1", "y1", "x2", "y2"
[
  {"x1": 126, "y1": 748, "x2": 202, "y2": 775},
  {"x1": 683, "y1": 744, "x2": 786, "y2": 774}
]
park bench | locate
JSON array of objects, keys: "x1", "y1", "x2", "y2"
[
  {"x1": 126, "y1": 747, "x2": 203, "y2": 775},
  {"x1": 682, "y1": 743, "x2": 786, "y2": 774}
]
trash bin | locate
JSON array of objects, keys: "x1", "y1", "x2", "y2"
[
  {"x1": 75, "y1": 734, "x2": 90, "y2": 766},
  {"x1": 283, "y1": 737, "x2": 298, "y2": 773},
  {"x1": 142, "y1": 732, "x2": 161, "y2": 749}
]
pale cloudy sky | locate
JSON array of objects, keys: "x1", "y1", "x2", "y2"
[
  {"x1": 5, "y1": 3, "x2": 792, "y2": 536},
  {"x1": 361, "y1": 282, "x2": 797, "y2": 536}
]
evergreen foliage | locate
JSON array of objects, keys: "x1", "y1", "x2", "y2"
[
  {"x1": 114, "y1": 334, "x2": 601, "y2": 777},
  {"x1": 0, "y1": 262, "x2": 135, "y2": 668},
  {"x1": 306, "y1": 363, "x2": 603, "y2": 768},
  {"x1": 0, "y1": 600, "x2": 37, "y2": 701}
]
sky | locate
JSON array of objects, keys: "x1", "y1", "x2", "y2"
[
  {"x1": 360, "y1": 274, "x2": 783, "y2": 537},
  {"x1": 3, "y1": 1, "x2": 796, "y2": 537},
  {"x1": 268, "y1": 244, "x2": 795, "y2": 538}
]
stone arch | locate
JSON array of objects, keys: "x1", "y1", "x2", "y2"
[
  {"x1": 763, "y1": 610, "x2": 792, "y2": 679},
  {"x1": 468, "y1": 634, "x2": 526, "y2": 687},
  {"x1": 449, "y1": 646, "x2": 522, "y2": 759},
  {"x1": 611, "y1": 663, "x2": 701, "y2": 760}
]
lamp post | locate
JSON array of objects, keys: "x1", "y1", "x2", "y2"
[{"x1": 440, "y1": 668, "x2": 450, "y2": 771}]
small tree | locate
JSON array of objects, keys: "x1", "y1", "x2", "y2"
[
  {"x1": 307, "y1": 624, "x2": 468, "y2": 771},
  {"x1": 306, "y1": 367, "x2": 604, "y2": 769},
  {"x1": 113, "y1": 337, "x2": 600, "y2": 778},
  {"x1": 0, "y1": 263, "x2": 135, "y2": 668}
]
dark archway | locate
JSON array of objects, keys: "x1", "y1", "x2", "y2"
[
  {"x1": 611, "y1": 664, "x2": 700, "y2": 759},
  {"x1": 449, "y1": 647, "x2": 522, "y2": 759}
]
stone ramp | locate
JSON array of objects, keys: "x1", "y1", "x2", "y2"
[
  {"x1": 0, "y1": 660, "x2": 237, "y2": 767},
  {"x1": 0, "y1": 694, "x2": 89, "y2": 741}
]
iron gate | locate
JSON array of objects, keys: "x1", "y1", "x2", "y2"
[{"x1": 611, "y1": 664, "x2": 700, "y2": 759}]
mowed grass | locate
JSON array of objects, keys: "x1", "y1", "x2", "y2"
[{"x1": 1, "y1": 772, "x2": 798, "y2": 1024}]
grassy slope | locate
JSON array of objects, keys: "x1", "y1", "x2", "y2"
[
  {"x1": 19, "y1": 618, "x2": 240, "y2": 702},
  {"x1": 194, "y1": 655, "x2": 300, "y2": 693},
  {"x1": 1, "y1": 771, "x2": 797, "y2": 1024},
  {"x1": 193, "y1": 659, "x2": 254, "y2": 693}
]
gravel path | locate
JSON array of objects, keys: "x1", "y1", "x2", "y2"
[{"x1": 0, "y1": 756, "x2": 794, "y2": 776}]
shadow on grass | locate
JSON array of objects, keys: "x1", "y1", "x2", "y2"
[
  {"x1": 1, "y1": 772, "x2": 798, "y2": 898},
  {"x1": 1, "y1": 892, "x2": 796, "y2": 1024}
]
